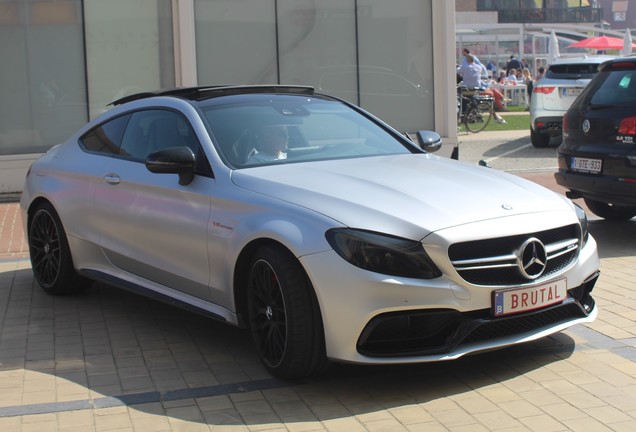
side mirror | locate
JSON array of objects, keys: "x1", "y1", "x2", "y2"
[
  {"x1": 416, "y1": 130, "x2": 442, "y2": 153},
  {"x1": 145, "y1": 146, "x2": 196, "y2": 186}
]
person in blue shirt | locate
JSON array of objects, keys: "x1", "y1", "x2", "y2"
[
  {"x1": 486, "y1": 59, "x2": 497, "y2": 77},
  {"x1": 458, "y1": 54, "x2": 483, "y2": 88}
]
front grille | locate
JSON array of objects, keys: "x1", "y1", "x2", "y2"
[{"x1": 449, "y1": 224, "x2": 580, "y2": 286}]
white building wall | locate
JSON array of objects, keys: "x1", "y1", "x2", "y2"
[{"x1": 0, "y1": 0, "x2": 457, "y2": 194}]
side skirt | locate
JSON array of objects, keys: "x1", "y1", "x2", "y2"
[{"x1": 79, "y1": 269, "x2": 233, "y2": 325}]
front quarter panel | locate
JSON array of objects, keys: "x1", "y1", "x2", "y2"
[{"x1": 205, "y1": 183, "x2": 340, "y2": 311}]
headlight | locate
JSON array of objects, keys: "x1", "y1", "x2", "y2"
[
  {"x1": 325, "y1": 228, "x2": 441, "y2": 279},
  {"x1": 574, "y1": 203, "x2": 589, "y2": 246}
]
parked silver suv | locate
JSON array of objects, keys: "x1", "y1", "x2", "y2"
[{"x1": 530, "y1": 56, "x2": 614, "y2": 147}]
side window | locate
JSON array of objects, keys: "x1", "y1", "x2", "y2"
[
  {"x1": 120, "y1": 110, "x2": 200, "y2": 161},
  {"x1": 80, "y1": 114, "x2": 131, "y2": 155}
]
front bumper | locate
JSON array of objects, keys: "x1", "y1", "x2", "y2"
[
  {"x1": 300, "y1": 218, "x2": 599, "y2": 364},
  {"x1": 357, "y1": 272, "x2": 596, "y2": 357}
]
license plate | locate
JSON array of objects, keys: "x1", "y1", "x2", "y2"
[
  {"x1": 492, "y1": 278, "x2": 567, "y2": 317},
  {"x1": 571, "y1": 157, "x2": 602, "y2": 174},
  {"x1": 563, "y1": 88, "x2": 582, "y2": 97}
]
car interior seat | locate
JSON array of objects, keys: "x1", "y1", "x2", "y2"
[
  {"x1": 232, "y1": 127, "x2": 259, "y2": 165},
  {"x1": 147, "y1": 116, "x2": 182, "y2": 155}
]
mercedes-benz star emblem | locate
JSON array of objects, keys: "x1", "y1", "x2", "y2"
[
  {"x1": 582, "y1": 119, "x2": 591, "y2": 134},
  {"x1": 517, "y1": 237, "x2": 547, "y2": 280}
]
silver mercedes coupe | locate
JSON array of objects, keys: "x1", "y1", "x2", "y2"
[{"x1": 21, "y1": 85, "x2": 599, "y2": 379}]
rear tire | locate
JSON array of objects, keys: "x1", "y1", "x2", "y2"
[
  {"x1": 584, "y1": 198, "x2": 636, "y2": 221},
  {"x1": 530, "y1": 128, "x2": 551, "y2": 148},
  {"x1": 247, "y1": 244, "x2": 328, "y2": 379},
  {"x1": 28, "y1": 202, "x2": 89, "y2": 295}
]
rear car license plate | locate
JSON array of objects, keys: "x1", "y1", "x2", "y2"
[
  {"x1": 571, "y1": 157, "x2": 602, "y2": 174},
  {"x1": 563, "y1": 88, "x2": 582, "y2": 97},
  {"x1": 493, "y1": 278, "x2": 567, "y2": 317}
]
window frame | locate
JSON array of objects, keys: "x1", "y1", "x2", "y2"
[{"x1": 78, "y1": 107, "x2": 213, "y2": 178}]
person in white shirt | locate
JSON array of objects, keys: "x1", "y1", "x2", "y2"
[
  {"x1": 505, "y1": 69, "x2": 522, "y2": 82},
  {"x1": 458, "y1": 54, "x2": 483, "y2": 88},
  {"x1": 245, "y1": 125, "x2": 289, "y2": 164}
]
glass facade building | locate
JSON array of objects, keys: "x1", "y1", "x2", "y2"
[{"x1": 0, "y1": 0, "x2": 456, "y2": 193}]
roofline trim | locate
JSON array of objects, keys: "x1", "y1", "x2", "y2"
[{"x1": 109, "y1": 85, "x2": 316, "y2": 106}]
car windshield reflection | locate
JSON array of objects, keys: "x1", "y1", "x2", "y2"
[{"x1": 202, "y1": 95, "x2": 414, "y2": 168}]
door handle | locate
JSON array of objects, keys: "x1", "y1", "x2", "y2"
[{"x1": 103, "y1": 174, "x2": 121, "y2": 185}]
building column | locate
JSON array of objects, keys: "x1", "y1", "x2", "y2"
[
  {"x1": 173, "y1": 0, "x2": 197, "y2": 87},
  {"x1": 432, "y1": 0, "x2": 458, "y2": 145}
]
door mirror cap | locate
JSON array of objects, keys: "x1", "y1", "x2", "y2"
[
  {"x1": 145, "y1": 146, "x2": 196, "y2": 186},
  {"x1": 416, "y1": 130, "x2": 442, "y2": 153}
]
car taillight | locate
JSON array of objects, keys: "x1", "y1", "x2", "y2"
[
  {"x1": 605, "y1": 62, "x2": 636, "y2": 70},
  {"x1": 618, "y1": 117, "x2": 636, "y2": 135},
  {"x1": 562, "y1": 114, "x2": 568, "y2": 134},
  {"x1": 533, "y1": 86, "x2": 555, "y2": 94}
]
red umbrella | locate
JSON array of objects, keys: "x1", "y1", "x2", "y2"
[{"x1": 567, "y1": 35, "x2": 636, "y2": 50}]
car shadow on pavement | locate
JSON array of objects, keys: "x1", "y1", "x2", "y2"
[
  {"x1": 0, "y1": 268, "x2": 578, "y2": 427},
  {"x1": 589, "y1": 219, "x2": 636, "y2": 259},
  {"x1": 480, "y1": 137, "x2": 558, "y2": 160},
  {"x1": 479, "y1": 137, "x2": 531, "y2": 158}
]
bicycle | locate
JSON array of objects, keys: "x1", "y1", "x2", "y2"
[{"x1": 457, "y1": 85, "x2": 495, "y2": 133}]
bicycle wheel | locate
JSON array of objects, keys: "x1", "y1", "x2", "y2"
[{"x1": 464, "y1": 101, "x2": 493, "y2": 133}]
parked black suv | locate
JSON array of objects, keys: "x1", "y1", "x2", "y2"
[{"x1": 556, "y1": 56, "x2": 636, "y2": 220}]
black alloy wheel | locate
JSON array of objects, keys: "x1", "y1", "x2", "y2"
[
  {"x1": 29, "y1": 202, "x2": 87, "y2": 295},
  {"x1": 247, "y1": 244, "x2": 327, "y2": 379}
]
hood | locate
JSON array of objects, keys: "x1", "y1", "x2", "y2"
[{"x1": 231, "y1": 154, "x2": 571, "y2": 239}]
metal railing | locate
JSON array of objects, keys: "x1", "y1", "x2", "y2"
[{"x1": 497, "y1": 8, "x2": 603, "y2": 23}]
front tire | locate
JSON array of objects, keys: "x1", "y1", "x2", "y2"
[
  {"x1": 247, "y1": 244, "x2": 327, "y2": 379},
  {"x1": 28, "y1": 202, "x2": 89, "y2": 295},
  {"x1": 584, "y1": 198, "x2": 636, "y2": 221}
]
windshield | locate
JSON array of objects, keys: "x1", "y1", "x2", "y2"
[
  {"x1": 545, "y1": 63, "x2": 600, "y2": 80},
  {"x1": 201, "y1": 94, "x2": 415, "y2": 168}
]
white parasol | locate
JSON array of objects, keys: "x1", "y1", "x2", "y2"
[
  {"x1": 548, "y1": 30, "x2": 560, "y2": 65},
  {"x1": 622, "y1": 29, "x2": 633, "y2": 56}
]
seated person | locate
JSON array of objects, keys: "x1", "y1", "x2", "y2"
[
  {"x1": 457, "y1": 54, "x2": 482, "y2": 89},
  {"x1": 481, "y1": 78, "x2": 510, "y2": 112},
  {"x1": 245, "y1": 125, "x2": 288, "y2": 164},
  {"x1": 505, "y1": 69, "x2": 522, "y2": 83},
  {"x1": 458, "y1": 55, "x2": 508, "y2": 118}
]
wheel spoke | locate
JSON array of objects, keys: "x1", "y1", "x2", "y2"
[
  {"x1": 29, "y1": 210, "x2": 62, "y2": 287},
  {"x1": 248, "y1": 259, "x2": 287, "y2": 367}
]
